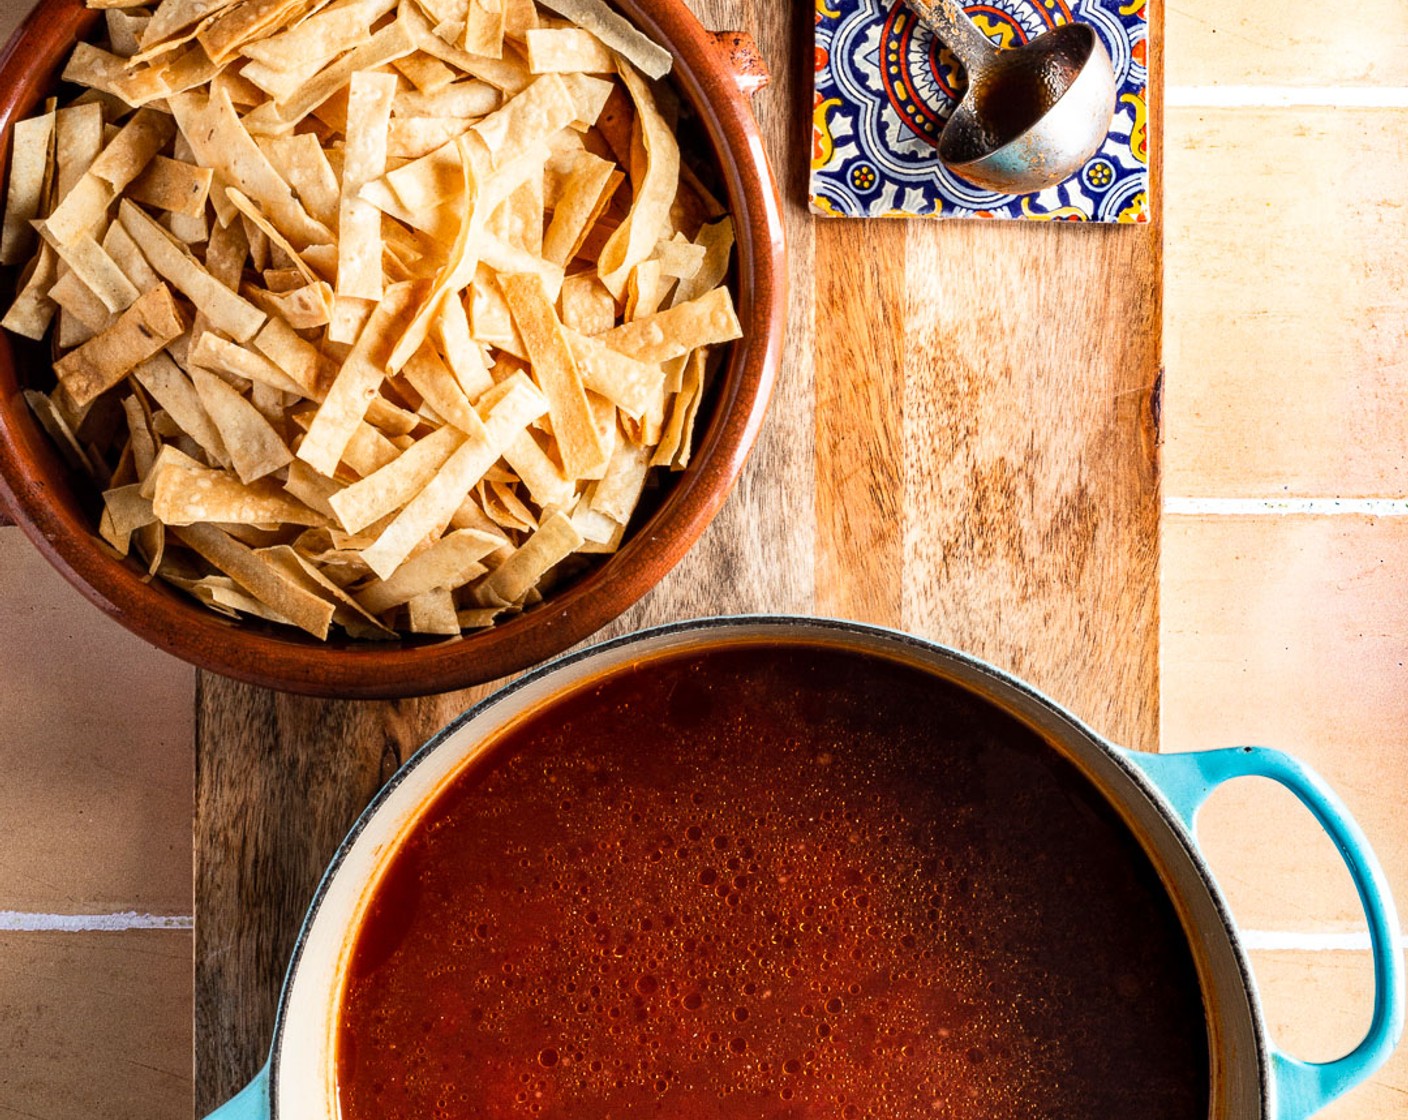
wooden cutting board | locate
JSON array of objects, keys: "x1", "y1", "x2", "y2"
[{"x1": 194, "y1": 1, "x2": 1164, "y2": 1108}]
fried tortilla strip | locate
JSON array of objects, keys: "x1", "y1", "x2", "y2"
[
  {"x1": 54, "y1": 284, "x2": 186, "y2": 408},
  {"x1": 355, "y1": 527, "x2": 501, "y2": 613},
  {"x1": 188, "y1": 366, "x2": 294, "y2": 483},
  {"x1": 134, "y1": 356, "x2": 232, "y2": 470},
  {"x1": 260, "y1": 134, "x2": 341, "y2": 228},
  {"x1": 434, "y1": 293, "x2": 494, "y2": 401},
  {"x1": 503, "y1": 428, "x2": 574, "y2": 511},
  {"x1": 406, "y1": 587, "x2": 460, "y2": 635},
  {"x1": 298, "y1": 281, "x2": 419, "y2": 476},
  {"x1": 359, "y1": 375, "x2": 546, "y2": 578},
  {"x1": 473, "y1": 509, "x2": 583, "y2": 606},
  {"x1": 242, "y1": 0, "x2": 392, "y2": 71},
  {"x1": 598, "y1": 62, "x2": 680, "y2": 298},
  {"x1": 542, "y1": 152, "x2": 619, "y2": 267},
  {"x1": 247, "y1": 18, "x2": 416, "y2": 131},
  {"x1": 119, "y1": 200, "x2": 267, "y2": 342},
  {"x1": 394, "y1": 79, "x2": 499, "y2": 118},
  {"x1": 0, "y1": 111, "x2": 54, "y2": 265},
  {"x1": 127, "y1": 155, "x2": 213, "y2": 217},
  {"x1": 526, "y1": 27, "x2": 613, "y2": 73},
  {"x1": 153, "y1": 461, "x2": 322, "y2": 526},
  {"x1": 559, "y1": 270, "x2": 616, "y2": 335},
  {"x1": 141, "y1": 0, "x2": 240, "y2": 52},
  {"x1": 401, "y1": 342, "x2": 480, "y2": 433},
  {"x1": 501, "y1": 270, "x2": 606, "y2": 477},
  {"x1": 328, "y1": 422, "x2": 465, "y2": 533},
  {"x1": 89, "y1": 107, "x2": 176, "y2": 193},
  {"x1": 534, "y1": 0, "x2": 671, "y2": 79},
  {"x1": 42, "y1": 173, "x2": 116, "y2": 248},
  {"x1": 563, "y1": 327, "x2": 662, "y2": 419},
  {"x1": 41, "y1": 231, "x2": 140, "y2": 314},
  {"x1": 100, "y1": 483, "x2": 158, "y2": 555},
  {"x1": 338, "y1": 70, "x2": 399, "y2": 302},
  {"x1": 598, "y1": 285, "x2": 741, "y2": 365},
  {"x1": 470, "y1": 73, "x2": 575, "y2": 169},
  {"x1": 261, "y1": 544, "x2": 396, "y2": 637},
  {"x1": 171, "y1": 522, "x2": 335, "y2": 639},
  {"x1": 170, "y1": 88, "x2": 331, "y2": 248},
  {"x1": 464, "y1": 0, "x2": 506, "y2": 58},
  {"x1": 593, "y1": 433, "x2": 651, "y2": 521},
  {"x1": 197, "y1": 0, "x2": 314, "y2": 63},
  {"x1": 672, "y1": 216, "x2": 735, "y2": 307}
]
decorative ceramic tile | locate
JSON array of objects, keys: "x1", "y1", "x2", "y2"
[{"x1": 811, "y1": 0, "x2": 1151, "y2": 221}]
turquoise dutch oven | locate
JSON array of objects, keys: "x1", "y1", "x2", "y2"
[{"x1": 203, "y1": 618, "x2": 1404, "y2": 1120}]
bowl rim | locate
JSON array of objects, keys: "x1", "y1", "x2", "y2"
[{"x1": 0, "y1": 0, "x2": 787, "y2": 697}]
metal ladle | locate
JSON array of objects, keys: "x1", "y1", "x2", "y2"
[{"x1": 904, "y1": 0, "x2": 1117, "y2": 194}]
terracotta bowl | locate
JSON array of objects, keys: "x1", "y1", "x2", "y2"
[{"x1": 0, "y1": 0, "x2": 786, "y2": 698}]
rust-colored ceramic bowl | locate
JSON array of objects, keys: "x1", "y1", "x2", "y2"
[{"x1": 0, "y1": 0, "x2": 786, "y2": 698}]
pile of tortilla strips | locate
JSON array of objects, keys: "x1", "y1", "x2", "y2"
[{"x1": 0, "y1": 0, "x2": 742, "y2": 639}]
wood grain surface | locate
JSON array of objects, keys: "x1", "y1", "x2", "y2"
[{"x1": 194, "y1": 0, "x2": 1164, "y2": 1108}]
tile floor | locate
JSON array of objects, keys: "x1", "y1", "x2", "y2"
[{"x1": 2, "y1": 0, "x2": 1407, "y2": 1116}]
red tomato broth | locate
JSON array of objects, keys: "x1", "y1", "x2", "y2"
[{"x1": 336, "y1": 643, "x2": 1209, "y2": 1119}]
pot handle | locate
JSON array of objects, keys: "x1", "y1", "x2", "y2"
[
  {"x1": 1120, "y1": 747, "x2": 1405, "y2": 1120},
  {"x1": 201, "y1": 1062, "x2": 270, "y2": 1120},
  {"x1": 708, "y1": 31, "x2": 769, "y2": 98}
]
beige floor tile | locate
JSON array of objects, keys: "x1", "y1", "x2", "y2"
[
  {"x1": 1162, "y1": 514, "x2": 1408, "y2": 932},
  {"x1": 0, "y1": 930, "x2": 192, "y2": 1119},
  {"x1": 1163, "y1": 107, "x2": 1408, "y2": 498},
  {"x1": 0, "y1": 532, "x2": 194, "y2": 913},
  {"x1": 1249, "y1": 950, "x2": 1408, "y2": 1119},
  {"x1": 1167, "y1": 0, "x2": 1408, "y2": 88}
]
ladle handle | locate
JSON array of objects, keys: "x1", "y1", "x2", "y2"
[{"x1": 903, "y1": 0, "x2": 999, "y2": 74}]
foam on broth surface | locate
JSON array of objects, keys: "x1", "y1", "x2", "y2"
[{"x1": 337, "y1": 643, "x2": 1208, "y2": 1119}]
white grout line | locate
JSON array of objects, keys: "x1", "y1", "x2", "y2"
[
  {"x1": 0, "y1": 910, "x2": 193, "y2": 932},
  {"x1": 1167, "y1": 85, "x2": 1408, "y2": 109},
  {"x1": 0, "y1": 911, "x2": 1400, "y2": 952},
  {"x1": 1165, "y1": 497, "x2": 1408, "y2": 517},
  {"x1": 1240, "y1": 931, "x2": 1408, "y2": 952}
]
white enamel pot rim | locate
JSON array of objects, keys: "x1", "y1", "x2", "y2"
[{"x1": 205, "y1": 615, "x2": 1405, "y2": 1120}]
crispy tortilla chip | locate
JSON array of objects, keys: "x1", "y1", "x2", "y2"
[
  {"x1": 171, "y1": 522, "x2": 335, "y2": 638},
  {"x1": 89, "y1": 107, "x2": 176, "y2": 192},
  {"x1": 407, "y1": 586, "x2": 461, "y2": 635},
  {"x1": 100, "y1": 483, "x2": 157, "y2": 554},
  {"x1": 503, "y1": 427, "x2": 573, "y2": 510},
  {"x1": 359, "y1": 375, "x2": 545, "y2": 578},
  {"x1": 135, "y1": 354, "x2": 232, "y2": 467},
  {"x1": 559, "y1": 270, "x2": 616, "y2": 336},
  {"x1": 394, "y1": 79, "x2": 499, "y2": 118},
  {"x1": 127, "y1": 155, "x2": 213, "y2": 216},
  {"x1": 563, "y1": 327, "x2": 662, "y2": 419},
  {"x1": 502, "y1": 270, "x2": 605, "y2": 476},
  {"x1": 260, "y1": 133, "x2": 341, "y2": 229},
  {"x1": 298, "y1": 281, "x2": 418, "y2": 476},
  {"x1": 471, "y1": 73, "x2": 575, "y2": 168},
  {"x1": 534, "y1": 0, "x2": 670, "y2": 79},
  {"x1": 42, "y1": 231, "x2": 140, "y2": 314},
  {"x1": 525, "y1": 26, "x2": 613, "y2": 73},
  {"x1": 672, "y1": 216, "x2": 734, "y2": 306},
  {"x1": 599, "y1": 285, "x2": 741, "y2": 364},
  {"x1": 598, "y1": 62, "x2": 679, "y2": 298},
  {"x1": 474, "y1": 509, "x2": 582, "y2": 605},
  {"x1": 54, "y1": 283, "x2": 186, "y2": 408},
  {"x1": 170, "y1": 88, "x2": 331, "y2": 248},
  {"x1": 188, "y1": 365, "x2": 294, "y2": 482},
  {"x1": 153, "y1": 459, "x2": 322, "y2": 525},
  {"x1": 1, "y1": 111, "x2": 55, "y2": 265},
  {"x1": 338, "y1": 70, "x2": 399, "y2": 302},
  {"x1": 119, "y1": 200, "x2": 268, "y2": 342},
  {"x1": 542, "y1": 151, "x2": 619, "y2": 267},
  {"x1": 463, "y1": 0, "x2": 506, "y2": 58},
  {"x1": 328, "y1": 421, "x2": 465, "y2": 533},
  {"x1": 356, "y1": 527, "x2": 500, "y2": 613},
  {"x1": 433, "y1": 293, "x2": 494, "y2": 401}
]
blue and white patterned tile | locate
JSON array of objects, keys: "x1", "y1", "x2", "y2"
[{"x1": 811, "y1": 0, "x2": 1151, "y2": 221}]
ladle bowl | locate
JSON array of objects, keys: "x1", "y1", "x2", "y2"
[{"x1": 908, "y1": 0, "x2": 1117, "y2": 194}]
